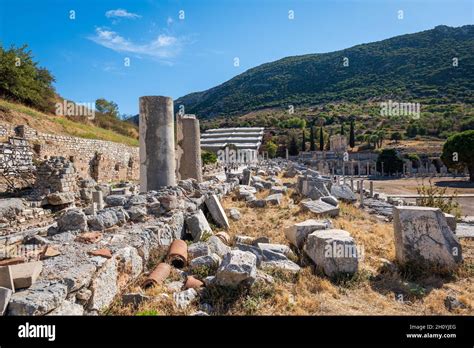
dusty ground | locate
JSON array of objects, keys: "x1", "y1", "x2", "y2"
[
  {"x1": 371, "y1": 177, "x2": 474, "y2": 215},
  {"x1": 109, "y1": 174, "x2": 473, "y2": 316}
]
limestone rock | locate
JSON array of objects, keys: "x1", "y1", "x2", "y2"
[
  {"x1": 330, "y1": 184, "x2": 356, "y2": 202},
  {"x1": 205, "y1": 195, "x2": 230, "y2": 229},
  {"x1": 188, "y1": 242, "x2": 211, "y2": 259},
  {"x1": 215, "y1": 250, "x2": 257, "y2": 287},
  {"x1": 301, "y1": 199, "x2": 339, "y2": 217},
  {"x1": 56, "y1": 209, "x2": 88, "y2": 233},
  {"x1": 393, "y1": 206, "x2": 462, "y2": 268},
  {"x1": 87, "y1": 210, "x2": 119, "y2": 231},
  {"x1": 186, "y1": 210, "x2": 212, "y2": 241},
  {"x1": 207, "y1": 235, "x2": 231, "y2": 257},
  {"x1": 261, "y1": 259, "x2": 301, "y2": 273},
  {"x1": 47, "y1": 192, "x2": 75, "y2": 206},
  {"x1": 0, "y1": 198, "x2": 24, "y2": 222},
  {"x1": 444, "y1": 213, "x2": 457, "y2": 232},
  {"x1": 48, "y1": 300, "x2": 84, "y2": 315},
  {"x1": 10, "y1": 261, "x2": 43, "y2": 289},
  {"x1": 0, "y1": 286, "x2": 12, "y2": 316},
  {"x1": 228, "y1": 208, "x2": 241, "y2": 221},
  {"x1": 89, "y1": 257, "x2": 118, "y2": 311},
  {"x1": 189, "y1": 254, "x2": 221, "y2": 270},
  {"x1": 270, "y1": 186, "x2": 287, "y2": 195},
  {"x1": 105, "y1": 195, "x2": 128, "y2": 207},
  {"x1": 8, "y1": 281, "x2": 68, "y2": 315},
  {"x1": 304, "y1": 229, "x2": 359, "y2": 277},
  {"x1": 127, "y1": 206, "x2": 147, "y2": 222},
  {"x1": 173, "y1": 288, "x2": 197, "y2": 309},
  {"x1": 285, "y1": 219, "x2": 332, "y2": 249},
  {"x1": 265, "y1": 193, "x2": 282, "y2": 206}
]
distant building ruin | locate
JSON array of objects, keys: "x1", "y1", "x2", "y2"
[{"x1": 200, "y1": 127, "x2": 264, "y2": 164}]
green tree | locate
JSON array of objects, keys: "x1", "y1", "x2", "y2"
[
  {"x1": 377, "y1": 149, "x2": 403, "y2": 175},
  {"x1": 376, "y1": 129, "x2": 386, "y2": 148},
  {"x1": 201, "y1": 150, "x2": 217, "y2": 165},
  {"x1": 309, "y1": 126, "x2": 316, "y2": 151},
  {"x1": 391, "y1": 131, "x2": 402, "y2": 143},
  {"x1": 95, "y1": 98, "x2": 119, "y2": 118},
  {"x1": 319, "y1": 126, "x2": 324, "y2": 151},
  {"x1": 265, "y1": 140, "x2": 278, "y2": 158},
  {"x1": 288, "y1": 135, "x2": 299, "y2": 156},
  {"x1": 301, "y1": 129, "x2": 306, "y2": 152},
  {"x1": 349, "y1": 119, "x2": 355, "y2": 148},
  {"x1": 441, "y1": 130, "x2": 474, "y2": 181},
  {"x1": 0, "y1": 44, "x2": 56, "y2": 112}
]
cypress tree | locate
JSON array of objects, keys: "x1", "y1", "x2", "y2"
[
  {"x1": 309, "y1": 126, "x2": 316, "y2": 151},
  {"x1": 288, "y1": 135, "x2": 299, "y2": 156},
  {"x1": 301, "y1": 129, "x2": 306, "y2": 152},
  {"x1": 349, "y1": 119, "x2": 355, "y2": 148},
  {"x1": 319, "y1": 127, "x2": 324, "y2": 151}
]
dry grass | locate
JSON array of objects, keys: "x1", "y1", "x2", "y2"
[
  {"x1": 108, "y1": 174, "x2": 473, "y2": 316},
  {"x1": 0, "y1": 99, "x2": 138, "y2": 146}
]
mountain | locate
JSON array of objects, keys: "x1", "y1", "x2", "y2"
[{"x1": 175, "y1": 25, "x2": 474, "y2": 119}]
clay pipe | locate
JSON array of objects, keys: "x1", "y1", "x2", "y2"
[
  {"x1": 143, "y1": 262, "x2": 171, "y2": 288},
  {"x1": 167, "y1": 239, "x2": 188, "y2": 269}
]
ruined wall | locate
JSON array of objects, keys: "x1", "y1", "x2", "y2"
[
  {"x1": 0, "y1": 137, "x2": 34, "y2": 174},
  {"x1": 0, "y1": 123, "x2": 139, "y2": 183}
]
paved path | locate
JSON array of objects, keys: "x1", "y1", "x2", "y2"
[{"x1": 387, "y1": 194, "x2": 474, "y2": 198}]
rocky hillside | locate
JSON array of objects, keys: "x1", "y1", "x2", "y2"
[{"x1": 176, "y1": 25, "x2": 474, "y2": 118}]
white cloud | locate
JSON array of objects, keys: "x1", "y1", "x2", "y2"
[
  {"x1": 105, "y1": 9, "x2": 141, "y2": 19},
  {"x1": 167, "y1": 17, "x2": 173, "y2": 26},
  {"x1": 89, "y1": 27, "x2": 182, "y2": 60}
]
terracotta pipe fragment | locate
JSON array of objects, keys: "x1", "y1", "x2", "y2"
[
  {"x1": 184, "y1": 276, "x2": 204, "y2": 289},
  {"x1": 168, "y1": 240, "x2": 188, "y2": 268},
  {"x1": 143, "y1": 262, "x2": 171, "y2": 288}
]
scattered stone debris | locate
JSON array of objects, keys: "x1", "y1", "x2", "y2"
[{"x1": 0, "y1": 147, "x2": 469, "y2": 317}]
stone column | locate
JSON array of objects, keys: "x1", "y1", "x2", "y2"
[
  {"x1": 356, "y1": 180, "x2": 360, "y2": 193},
  {"x1": 359, "y1": 179, "x2": 364, "y2": 207},
  {"x1": 369, "y1": 181, "x2": 373, "y2": 197},
  {"x1": 176, "y1": 114, "x2": 202, "y2": 182},
  {"x1": 139, "y1": 96, "x2": 176, "y2": 191},
  {"x1": 358, "y1": 161, "x2": 361, "y2": 177},
  {"x1": 285, "y1": 148, "x2": 289, "y2": 160},
  {"x1": 92, "y1": 191, "x2": 104, "y2": 210},
  {"x1": 350, "y1": 178, "x2": 354, "y2": 191}
]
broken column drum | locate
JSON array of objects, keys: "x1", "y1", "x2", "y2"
[
  {"x1": 176, "y1": 114, "x2": 203, "y2": 182},
  {"x1": 139, "y1": 96, "x2": 176, "y2": 191}
]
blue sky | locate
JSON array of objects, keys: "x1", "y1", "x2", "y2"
[{"x1": 0, "y1": 0, "x2": 472, "y2": 116}]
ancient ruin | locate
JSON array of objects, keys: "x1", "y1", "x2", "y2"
[
  {"x1": 0, "y1": 96, "x2": 472, "y2": 318},
  {"x1": 139, "y1": 96, "x2": 176, "y2": 190}
]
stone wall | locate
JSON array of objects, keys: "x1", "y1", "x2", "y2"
[
  {"x1": 0, "y1": 123, "x2": 139, "y2": 183},
  {"x1": 0, "y1": 137, "x2": 34, "y2": 174}
]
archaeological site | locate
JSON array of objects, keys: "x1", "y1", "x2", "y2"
[
  {"x1": 1, "y1": 0, "x2": 473, "y2": 345},
  {"x1": 1, "y1": 94, "x2": 472, "y2": 320}
]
